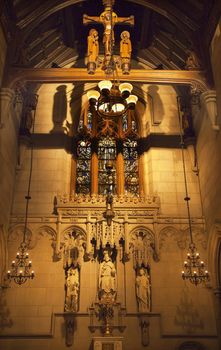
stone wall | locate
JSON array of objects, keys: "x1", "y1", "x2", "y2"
[{"x1": 0, "y1": 81, "x2": 218, "y2": 350}]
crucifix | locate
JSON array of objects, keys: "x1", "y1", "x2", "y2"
[{"x1": 83, "y1": 2, "x2": 134, "y2": 59}]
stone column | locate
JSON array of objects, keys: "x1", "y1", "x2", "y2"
[
  {"x1": 214, "y1": 288, "x2": 221, "y2": 347},
  {"x1": 0, "y1": 88, "x2": 18, "y2": 225},
  {"x1": 0, "y1": 88, "x2": 22, "y2": 285},
  {"x1": 201, "y1": 90, "x2": 219, "y2": 131}
]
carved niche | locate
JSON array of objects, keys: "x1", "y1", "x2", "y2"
[{"x1": 130, "y1": 229, "x2": 155, "y2": 268}]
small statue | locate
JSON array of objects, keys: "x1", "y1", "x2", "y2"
[
  {"x1": 87, "y1": 29, "x2": 99, "y2": 74},
  {"x1": 99, "y1": 250, "x2": 116, "y2": 302},
  {"x1": 120, "y1": 31, "x2": 132, "y2": 74},
  {"x1": 65, "y1": 267, "x2": 79, "y2": 312},
  {"x1": 135, "y1": 268, "x2": 150, "y2": 313},
  {"x1": 185, "y1": 50, "x2": 201, "y2": 70},
  {"x1": 182, "y1": 109, "x2": 194, "y2": 137}
]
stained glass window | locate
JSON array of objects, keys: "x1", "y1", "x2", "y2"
[
  {"x1": 123, "y1": 138, "x2": 139, "y2": 195},
  {"x1": 75, "y1": 106, "x2": 140, "y2": 196},
  {"x1": 98, "y1": 137, "x2": 116, "y2": 194},
  {"x1": 76, "y1": 139, "x2": 91, "y2": 194}
]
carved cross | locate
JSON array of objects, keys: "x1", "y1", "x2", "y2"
[{"x1": 83, "y1": 3, "x2": 134, "y2": 58}]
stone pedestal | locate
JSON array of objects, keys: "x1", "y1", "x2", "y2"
[{"x1": 93, "y1": 336, "x2": 123, "y2": 350}]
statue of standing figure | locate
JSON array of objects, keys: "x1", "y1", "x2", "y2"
[
  {"x1": 135, "y1": 268, "x2": 151, "y2": 313},
  {"x1": 120, "y1": 31, "x2": 132, "y2": 74},
  {"x1": 99, "y1": 250, "x2": 117, "y2": 302},
  {"x1": 65, "y1": 267, "x2": 79, "y2": 312},
  {"x1": 87, "y1": 29, "x2": 99, "y2": 74}
]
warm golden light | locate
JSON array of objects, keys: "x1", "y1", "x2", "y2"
[
  {"x1": 98, "y1": 80, "x2": 113, "y2": 92},
  {"x1": 126, "y1": 94, "x2": 138, "y2": 105},
  {"x1": 119, "y1": 82, "x2": 133, "y2": 98},
  {"x1": 111, "y1": 103, "x2": 125, "y2": 112},
  {"x1": 87, "y1": 90, "x2": 100, "y2": 101}
]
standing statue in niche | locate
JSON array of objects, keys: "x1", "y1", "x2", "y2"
[
  {"x1": 135, "y1": 268, "x2": 150, "y2": 313},
  {"x1": 120, "y1": 31, "x2": 132, "y2": 74},
  {"x1": 99, "y1": 250, "x2": 117, "y2": 302},
  {"x1": 65, "y1": 267, "x2": 79, "y2": 312},
  {"x1": 87, "y1": 29, "x2": 99, "y2": 74}
]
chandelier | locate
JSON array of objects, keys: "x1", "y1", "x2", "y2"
[
  {"x1": 182, "y1": 243, "x2": 209, "y2": 285},
  {"x1": 178, "y1": 97, "x2": 209, "y2": 286},
  {"x1": 7, "y1": 242, "x2": 34, "y2": 285},
  {"x1": 7, "y1": 95, "x2": 38, "y2": 285},
  {"x1": 87, "y1": 80, "x2": 138, "y2": 117}
]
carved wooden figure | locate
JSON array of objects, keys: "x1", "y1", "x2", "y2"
[
  {"x1": 120, "y1": 31, "x2": 132, "y2": 74},
  {"x1": 87, "y1": 29, "x2": 99, "y2": 74}
]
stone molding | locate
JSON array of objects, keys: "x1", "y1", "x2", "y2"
[{"x1": 4, "y1": 68, "x2": 208, "y2": 93}]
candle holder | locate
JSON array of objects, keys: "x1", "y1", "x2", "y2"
[{"x1": 181, "y1": 243, "x2": 209, "y2": 286}]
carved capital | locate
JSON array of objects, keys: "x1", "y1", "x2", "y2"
[
  {"x1": 200, "y1": 90, "x2": 219, "y2": 131},
  {"x1": 0, "y1": 88, "x2": 15, "y2": 128}
]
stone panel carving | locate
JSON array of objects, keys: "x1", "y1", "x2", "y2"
[
  {"x1": 130, "y1": 229, "x2": 155, "y2": 268},
  {"x1": 8, "y1": 224, "x2": 33, "y2": 247},
  {"x1": 139, "y1": 316, "x2": 150, "y2": 347},
  {"x1": 62, "y1": 228, "x2": 86, "y2": 268}
]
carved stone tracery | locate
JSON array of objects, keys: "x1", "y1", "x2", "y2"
[{"x1": 130, "y1": 229, "x2": 155, "y2": 268}]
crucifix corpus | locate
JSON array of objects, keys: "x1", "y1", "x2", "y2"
[{"x1": 83, "y1": 0, "x2": 134, "y2": 74}]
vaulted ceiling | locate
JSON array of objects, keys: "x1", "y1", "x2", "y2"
[{"x1": 1, "y1": 0, "x2": 220, "y2": 73}]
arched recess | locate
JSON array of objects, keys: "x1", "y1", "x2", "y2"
[
  {"x1": 70, "y1": 82, "x2": 150, "y2": 197},
  {"x1": 129, "y1": 226, "x2": 155, "y2": 267},
  {"x1": 158, "y1": 225, "x2": 181, "y2": 251},
  {"x1": 8, "y1": 224, "x2": 33, "y2": 247},
  {"x1": 61, "y1": 225, "x2": 87, "y2": 241},
  {"x1": 60, "y1": 225, "x2": 87, "y2": 268},
  {"x1": 207, "y1": 223, "x2": 221, "y2": 288},
  {"x1": 34, "y1": 225, "x2": 57, "y2": 246}
]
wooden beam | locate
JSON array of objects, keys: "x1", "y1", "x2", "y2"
[{"x1": 4, "y1": 67, "x2": 208, "y2": 92}]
